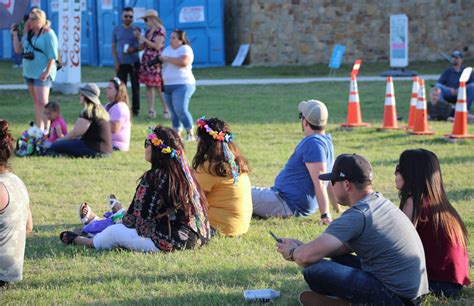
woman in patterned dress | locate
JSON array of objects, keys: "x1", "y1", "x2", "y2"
[{"x1": 135, "y1": 9, "x2": 170, "y2": 119}]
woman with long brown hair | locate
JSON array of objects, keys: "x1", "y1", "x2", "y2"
[
  {"x1": 60, "y1": 125, "x2": 211, "y2": 252},
  {"x1": 0, "y1": 120, "x2": 33, "y2": 287},
  {"x1": 395, "y1": 148, "x2": 470, "y2": 297},
  {"x1": 192, "y1": 117, "x2": 252, "y2": 237},
  {"x1": 105, "y1": 77, "x2": 131, "y2": 151}
]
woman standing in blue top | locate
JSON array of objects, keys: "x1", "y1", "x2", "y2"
[{"x1": 11, "y1": 8, "x2": 58, "y2": 131}]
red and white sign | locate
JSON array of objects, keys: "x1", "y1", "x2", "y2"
[
  {"x1": 56, "y1": 0, "x2": 81, "y2": 85},
  {"x1": 1, "y1": 0, "x2": 15, "y2": 14}
]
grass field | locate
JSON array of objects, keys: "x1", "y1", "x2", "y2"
[{"x1": 0, "y1": 65, "x2": 473, "y2": 305}]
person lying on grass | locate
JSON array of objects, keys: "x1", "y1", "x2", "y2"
[
  {"x1": 192, "y1": 117, "x2": 252, "y2": 237},
  {"x1": 59, "y1": 125, "x2": 211, "y2": 252},
  {"x1": 77, "y1": 194, "x2": 125, "y2": 237},
  {"x1": 395, "y1": 149, "x2": 470, "y2": 298}
]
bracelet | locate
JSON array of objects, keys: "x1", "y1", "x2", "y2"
[
  {"x1": 320, "y1": 213, "x2": 331, "y2": 219},
  {"x1": 288, "y1": 247, "x2": 297, "y2": 261}
]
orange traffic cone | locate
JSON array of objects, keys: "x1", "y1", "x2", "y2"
[
  {"x1": 381, "y1": 76, "x2": 399, "y2": 129},
  {"x1": 445, "y1": 68, "x2": 474, "y2": 138},
  {"x1": 410, "y1": 78, "x2": 435, "y2": 135},
  {"x1": 406, "y1": 76, "x2": 419, "y2": 129},
  {"x1": 341, "y1": 59, "x2": 369, "y2": 127}
]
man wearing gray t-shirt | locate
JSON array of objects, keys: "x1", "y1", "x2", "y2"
[
  {"x1": 277, "y1": 154, "x2": 429, "y2": 305},
  {"x1": 112, "y1": 7, "x2": 141, "y2": 116}
]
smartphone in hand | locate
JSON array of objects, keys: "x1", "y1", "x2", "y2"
[{"x1": 269, "y1": 231, "x2": 282, "y2": 243}]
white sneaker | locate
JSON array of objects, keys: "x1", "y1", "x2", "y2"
[{"x1": 186, "y1": 134, "x2": 195, "y2": 141}]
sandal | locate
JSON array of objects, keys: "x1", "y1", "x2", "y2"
[
  {"x1": 78, "y1": 202, "x2": 98, "y2": 225},
  {"x1": 59, "y1": 231, "x2": 79, "y2": 245},
  {"x1": 109, "y1": 194, "x2": 121, "y2": 212},
  {"x1": 148, "y1": 110, "x2": 156, "y2": 119},
  {"x1": 162, "y1": 111, "x2": 171, "y2": 119}
]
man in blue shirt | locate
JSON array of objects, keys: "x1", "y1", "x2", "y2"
[
  {"x1": 436, "y1": 51, "x2": 474, "y2": 112},
  {"x1": 252, "y1": 100, "x2": 338, "y2": 224},
  {"x1": 112, "y1": 7, "x2": 141, "y2": 116}
]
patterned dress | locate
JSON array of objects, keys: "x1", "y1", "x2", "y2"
[
  {"x1": 138, "y1": 25, "x2": 166, "y2": 87},
  {"x1": 122, "y1": 172, "x2": 210, "y2": 251}
]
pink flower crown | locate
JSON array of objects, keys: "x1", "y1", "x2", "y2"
[
  {"x1": 196, "y1": 116, "x2": 233, "y2": 142},
  {"x1": 146, "y1": 128, "x2": 181, "y2": 158}
]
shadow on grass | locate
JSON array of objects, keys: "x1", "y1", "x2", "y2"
[{"x1": 446, "y1": 188, "x2": 474, "y2": 203}]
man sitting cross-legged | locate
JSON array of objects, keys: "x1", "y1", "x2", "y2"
[
  {"x1": 277, "y1": 154, "x2": 429, "y2": 305},
  {"x1": 252, "y1": 100, "x2": 339, "y2": 224}
]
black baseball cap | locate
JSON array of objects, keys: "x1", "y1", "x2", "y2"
[
  {"x1": 319, "y1": 154, "x2": 373, "y2": 182},
  {"x1": 451, "y1": 51, "x2": 463, "y2": 59}
]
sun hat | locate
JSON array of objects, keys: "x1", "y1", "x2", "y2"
[
  {"x1": 298, "y1": 99, "x2": 328, "y2": 126},
  {"x1": 319, "y1": 153, "x2": 374, "y2": 183},
  {"x1": 451, "y1": 51, "x2": 463, "y2": 59},
  {"x1": 139, "y1": 9, "x2": 162, "y2": 24},
  {"x1": 79, "y1": 83, "x2": 101, "y2": 105}
]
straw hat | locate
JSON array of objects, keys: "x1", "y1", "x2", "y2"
[{"x1": 139, "y1": 9, "x2": 162, "y2": 24}]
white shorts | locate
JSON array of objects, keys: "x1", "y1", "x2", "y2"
[{"x1": 93, "y1": 223, "x2": 160, "y2": 252}]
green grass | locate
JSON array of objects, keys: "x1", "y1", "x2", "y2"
[
  {"x1": 1, "y1": 79, "x2": 474, "y2": 305},
  {"x1": 1, "y1": 58, "x2": 474, "y2": 84}
]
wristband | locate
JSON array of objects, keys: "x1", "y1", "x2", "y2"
[{"x1": 320, "y1": 213, "x2": 331, "y2": 219}]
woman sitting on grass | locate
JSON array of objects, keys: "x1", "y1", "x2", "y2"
[
  {"x1": 395, "y1": 148, "x2": 470, "y2": 298},
  {"x1": 49, "y1": 83, "x2": 112, "y2": 157},
  {"x1": 60, "y1": 125, "x2": 211, "y2": 252},
  {"x1": 192, "y1": 117, "x2": 252, "y2": 237},
  {"x1": 0, "y1": 120, "x2": 33, "y2": 287},
  {"x1": 104, "y1": 77, "x2": 131, "y2": 151}
]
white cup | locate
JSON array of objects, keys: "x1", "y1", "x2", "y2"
[{"x1": 123, "y1": 44, "x2": 129, "y2": 53}]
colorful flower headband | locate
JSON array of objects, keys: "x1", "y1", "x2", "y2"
[
  {"x1": 197, "y1": 116, "x2": 233, "y2": 143},
  {"x1": 196, "y1": 116, "x2": 240, "y2": 184},
  {"x1": 146, "y1": 128, "x2": 181, "y2": 159}
]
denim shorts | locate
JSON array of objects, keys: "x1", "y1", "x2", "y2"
[{"x1": 24, "y1": 76, "x2": 52, "y2": 87}]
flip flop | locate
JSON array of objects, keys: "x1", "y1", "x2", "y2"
[
  {"x1": 109, "y1": 194, "x2": 121, "y2": 212},
  {"x1": 59, "y1": 231, "x2": 79, "y2": 245}
]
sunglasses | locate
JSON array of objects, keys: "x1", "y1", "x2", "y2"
[
  {"x1": 395, "y1": 164, "x2": 400, "y2": 173},
  {"x1": 144, "y1": 17, "x2": 149, "y2": 22},
  {"x1": 123, "y1": 15, "x2": 133, "y2": 19},
  {"x1": 298, "y1": 113, "x2": 304, "y2": 120},
  {"x1": 144, "y1": 139, "x2": 151, "y2": 148}
]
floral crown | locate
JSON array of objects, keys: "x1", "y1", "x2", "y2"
[
  {"x1": 146, "y1": 128, "x2": 181, "y2": 158},
  {"x1": 196, "y1": 116, "x2": 233, "y2": 143},
  {"x1": 196, "y1": 116, "x2": 240, "y2": 184}
]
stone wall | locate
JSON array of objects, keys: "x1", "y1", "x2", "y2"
[{"x1": 224, "y1": 0, "x2": 473, "y2": 66}]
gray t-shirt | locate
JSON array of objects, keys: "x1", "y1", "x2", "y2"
[
  {"x1": 324, "y1": 192, "x2": 429, "y2": 299},
  {"x1": 0, "y1": 172, "x2": 30, "y2": 282},
  {"x1": 112, "y1": 24, "x2": 140, "y2": 64}
]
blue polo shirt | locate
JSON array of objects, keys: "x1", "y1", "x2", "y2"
[{"x1": 273, "y1": 133, "x2": 334, "y2": 216}]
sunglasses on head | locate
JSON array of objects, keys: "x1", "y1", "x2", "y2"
[{"x1": 123, "y1": 15, "x2": 133, "y2": 19}]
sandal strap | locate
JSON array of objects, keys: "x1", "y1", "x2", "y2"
[{"x1": 79, "y1": 203, "x2": 90, "y2": 225}]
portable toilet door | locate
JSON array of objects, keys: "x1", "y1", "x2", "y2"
[
  {"x1": 96, "y1": 0, "x2": 121, "y2": 66},
  {"x1": 45, "y1": 0, "x2": 99, "y2": 66},
  {"x1": 159, "y1": 0, "x2": 225, "y2": 67}
]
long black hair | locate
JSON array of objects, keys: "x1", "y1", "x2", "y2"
[{"x1": 398, "y1": 149, "x2": 468, "y2": 248}]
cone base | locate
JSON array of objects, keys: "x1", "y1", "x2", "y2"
[
  {"x1": 341, "y1": 123, "x2": 370, "y2": 127},
  {"x1": 403, "y1": 125, "x2": 414, "y2": 130},
  {"x1": 444, "y1": 133, "x2": 474, "y2": 139},
  {"x1": 381, "y1": 126, "x2": 400, "y2": 130},
  {"x1": 410, "y1": 130, "x2": 435, "y2": 135}
]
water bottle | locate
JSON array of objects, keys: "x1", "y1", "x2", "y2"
[{"x1": 243, "y1": 289, "x2": 280, "y2": 302}]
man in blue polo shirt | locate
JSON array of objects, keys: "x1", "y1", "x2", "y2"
[
  {"x1": 436, "y1": 50, "x2": 474, "y2": 111},
  {"x1": 252, "y1": 100, "x2": 338, "y2": 224}
]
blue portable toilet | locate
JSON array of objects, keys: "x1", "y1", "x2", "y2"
[
  {"x1": 45, "y1": 0, "x2": 99, "y2": 66},
  {"x1": 159, "y1": 0, "x2": 225, "y2": 67},
  {"x1": 96, "y1": 0, "x2": 122, "y2": 66}
]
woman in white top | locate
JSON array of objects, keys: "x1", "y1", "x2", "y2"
[
  {"x1": 158, "y1": 30, "x2": 196, "y2": 141},
  {"x1": 105, "y1": 77, "x2": 131, "y2": 151}
]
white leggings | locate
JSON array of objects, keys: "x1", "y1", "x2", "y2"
[{"x1": 92, "y1": 223, "x2": 160, "y2": 252}]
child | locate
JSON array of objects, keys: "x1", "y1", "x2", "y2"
[
  {"x1": 44, "y1": 101, "x2": 67, "y2": 147},
  {"x1": 79, "y1": 194, "x2": 125, "y2": 237},
  {"x1": 59, "y1": 125, "x2": 211, "y2": 252},
  {"x1": 395, "y1": 149, "x2": 470, "y2": 298},
  {"x1": 192, "y1": 117, "x2": 252, "y2": 237}
]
